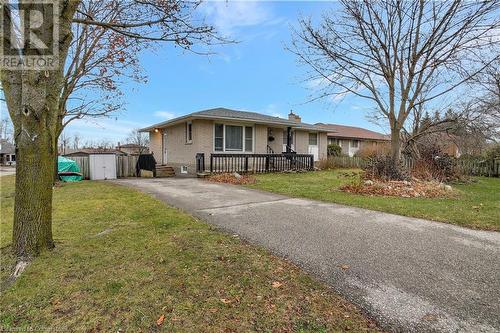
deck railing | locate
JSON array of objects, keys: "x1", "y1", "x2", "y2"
[{"x1": 201, "y1": 153, "x2": 314, "y2": 174}]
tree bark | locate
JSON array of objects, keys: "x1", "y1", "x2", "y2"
[
  {"x1": 390, "y1": 127, "x2": 402, "y2": 164},
  {"x1": 0, "y1": 1, "x2": 79, "y2": 258},
  {"x1": 13, "y1": 123, "x2": 56, "y2": 256},
  {"x1": 4, "y1": 73, "x2": 60, "y2": 256}
]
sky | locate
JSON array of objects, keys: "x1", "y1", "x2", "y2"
[{"x1": 1, "y1": 1, "x2": 388, "y2": 143}]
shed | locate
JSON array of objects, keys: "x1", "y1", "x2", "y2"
[{"x1": 89, "y1": 154, "x2": 117, "y2": 180}]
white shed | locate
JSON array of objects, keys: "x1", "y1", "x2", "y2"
[{"x1": 89, "y1": 154, "x2": 117, "y2": 180}]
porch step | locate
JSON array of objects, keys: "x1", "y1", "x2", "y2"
[{"x1": 156, "y1": 165, "x2": 175, "y2": 177}]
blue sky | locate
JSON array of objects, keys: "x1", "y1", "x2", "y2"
[{"x1": 1, "y1": 1, "x2": 388, "y2": 143}]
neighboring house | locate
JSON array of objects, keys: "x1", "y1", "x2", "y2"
[
  {"x1": 0, "y1": 139, "x2": 16, "y2": 166},
  {"x1": 63, "y1": 148, "x2": 128, "y2": 157},
  {"x1": 140, "y1": 108, "x2": 328, "y2": 175},
  {"x1": 316, "y1": 123, "x2": 390, "y2": 157},
  {"x1": 116, "y1": 143, "x2": 149, "y2": 155}
]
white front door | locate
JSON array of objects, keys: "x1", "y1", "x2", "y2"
[
  {"x1": 308, "y1": 145, "x2": 319, "y2": 161},
  {"x1": 162, "y1": 131, "x2": 168, "y2": 164}
]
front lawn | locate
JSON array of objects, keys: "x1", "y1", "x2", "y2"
[
  {"x1": 247, "y1": 170, "x2": 500, "y2": 231},
  {"x1": 0, "y1": 176, "x2": 378, "y2": 332}
]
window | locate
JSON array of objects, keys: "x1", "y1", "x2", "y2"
[
  {"x1": 215, "y1": 124, "x2": 224, "y2": 151},
  {"x1": 180, "y1": 165, "x2": 188, "y2": 174},
  {"x1": 225, "y1": 125, "x2": 243, "y2": 151},
  {"x1": 328, "y1": 138, "x2": 338, "y2": 145},
  {"x1": 214, "y1": 124, "x2": 253, "y2": 152},
  {"x1": 11, "y1": 155, "x2": 15, "y2": 161},
  {"x1": 351, "y1": 140, "x2": 359, "y2": 148},
  {"x1": 308, "y1": 133, "x2": 318, "y2": 145},
  {"x1": 185, "y1": 121, "x2": 192, "y2": 143},
  {"x1": 282, "y1": 130, "x2": 293, "y2": 144},
  {"x1": 245, "y1": 127, "x2": 253, "y2": 152}
]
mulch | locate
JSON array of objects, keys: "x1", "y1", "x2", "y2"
[
  {"x1": 206, "y1": 173, "x2": 257, "y2": 185},
  {"x1": 340, "y1": 179, "x2": 455, "y2": 198}
]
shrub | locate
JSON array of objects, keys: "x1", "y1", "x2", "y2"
[
  {"x1": 327, "y1": 143, "x2": 342, "y2": 156},
  {"x1": 364, "y1": 155, "x2": 410, "y2": 181},
  {"x1": 484, "y1": 143, "x2": 500, "y2": 161},
  {"x1": 413, "y1": 143, "x2": 463, "y2": 182}
]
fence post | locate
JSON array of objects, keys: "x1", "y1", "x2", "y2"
[
  {"x1": 265, "y1": 155, "x2": 269, "y2": 172},
  {"x1": 210, "y1": 154, "x2": 213, "y2": 173}
]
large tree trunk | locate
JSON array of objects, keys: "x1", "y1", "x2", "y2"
[
  {"x1": 3, "y1": 72, "x2": 61, "y2": 257},
  {"x1": 390, "y1": 127, "x2": 402, "y2": 164},
  {"x1": 13, "y1": 124, "x2": 56, "y2": 256},
  {"x1": 1, "y1": 1, "x2": 79, "y2": 258}
]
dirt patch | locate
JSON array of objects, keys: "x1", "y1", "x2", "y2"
[
  {"x1": 340, "y1": 179, "x2": 456, "y2": 198},
  {"x1": 207, "y1": 173, "x2": 257, "y2": 185}
]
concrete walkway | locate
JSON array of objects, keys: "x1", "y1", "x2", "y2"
[{"x1": 115, "y1": 177, "x2": 500, "y2": 333}]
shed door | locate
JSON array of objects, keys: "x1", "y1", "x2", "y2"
[{"x1": 89, "y1": 154, "x2": 117, "y2": 180}]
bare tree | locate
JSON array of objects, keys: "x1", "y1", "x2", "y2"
[
  {"x1": 1, "y1": 0, "x2": 227, "y2": 258},
  {"x1": 290, "y1": 0, "x2": 499, "y2": 166},
  {"x1": 0, "y1": 115, "x2": 14, "y2": 142},
  {"x1": 58, "y1": 131, "x2": 70, "y2": 155},
  {"x1": 72, "y1": 133, "x2": 81, "y2": 150},
  {"x1": 126, "y1": 128, "x2": 149, "y2": 154}
]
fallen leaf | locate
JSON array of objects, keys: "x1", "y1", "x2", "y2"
[
  {"x1": 340, "y1": 264, "x2": 350, "y2": 270},
  {"x1": 156, "y1": 314, "x2": 165, "y2": 326},
  {"x1": 220, "y1": 298, "x2": 232, "y2": 304},
  {"x1": 272, "y1": 281, "x2": 283, "y2": 288}
]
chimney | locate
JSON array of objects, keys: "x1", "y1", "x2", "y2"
[{"x1": 288, "y1": 110, "x2": 301, "y2": 123}]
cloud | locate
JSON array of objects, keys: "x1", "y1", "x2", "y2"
[
  {"x1": 154, "y1": 111, "x2": 175, "y2": 120},
  {"x1": 261, "y1": 103, "x2": 286, "y2": 119},
  {"x1": 201, "y1": 1, "x2": 283, "y2": 37},
  {"x1": 64, "y1": 118, "x2": 149, "y2": 141}
]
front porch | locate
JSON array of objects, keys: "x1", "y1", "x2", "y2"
[{"x1": 196, "y1": 152, "x2": 314, "y2": 174}]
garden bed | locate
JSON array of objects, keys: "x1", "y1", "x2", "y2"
[
  {"x1": 207, "y1": 173, "x2": 257, "y2": 185},
  {"x1": 340, "y1": 179, "x2": 456, "y2": 198}
]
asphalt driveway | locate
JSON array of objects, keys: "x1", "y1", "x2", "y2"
[{"x1": 115, "y1": 177, "x2": 500, "y2": 333}]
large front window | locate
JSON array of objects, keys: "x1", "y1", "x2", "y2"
[
  {"x1": 225, "y1": 125, "x2": 243, "y2": 151},
  {"x1": 214, "y1": 124, "x2": 253, "y2": 152}
]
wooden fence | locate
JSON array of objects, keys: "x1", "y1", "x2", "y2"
[
  {"x1": 325, "y1": 155, "x2": 499, "y2": 177},
  {"x1": 65, "y1": 155, "x2": 139, "y2": 179}
]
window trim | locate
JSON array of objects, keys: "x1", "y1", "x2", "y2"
[
  {"x1": 308, "y1": 132, "x2": 318, "y2": 146},
  {"x1": 185, "y1": 121, "x2": 193, "y2": 144},
  {"x1": 213, "y1": 123, "x2": 254, "y2": 153}
]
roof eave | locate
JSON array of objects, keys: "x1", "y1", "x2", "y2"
[{"x1": 140, "y1": 114, "x2": 328, "y2": 132}]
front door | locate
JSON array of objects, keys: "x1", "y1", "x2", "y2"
[{"x1": 162, "y1": 131, "x2": 168, "y2": 164}]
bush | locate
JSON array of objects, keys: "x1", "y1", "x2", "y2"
[
  {"x1": 364, "y1": 155, "x2": 410, "y2": 181},
  {"x1": 412, "y1": 144, "x2": 463, "y2": 182},
  {"x1": 484, "y1": 143, "x2": 500, "y2": 161},
  {"x1": 327, "y1": 143, "x2": 342, "y2": 156}
]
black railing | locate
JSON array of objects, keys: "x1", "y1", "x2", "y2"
[{"x1": 209, "y1": 153, "x2": 314, "y2": 174}]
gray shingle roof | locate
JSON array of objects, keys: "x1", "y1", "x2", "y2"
[
  {"x1": 140, "y1": 107, "x2": 326, "y2": 132},
  {"x1": 0, "y1": 139, "x2": 15, "y2": 154}
]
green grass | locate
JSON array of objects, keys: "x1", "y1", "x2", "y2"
[
  {"x1": 247, "y1": 170, "x2": 500, "y2": 231},
  {"x1": 0, "y1": 176, "x2": 378, "y2": 332}
]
